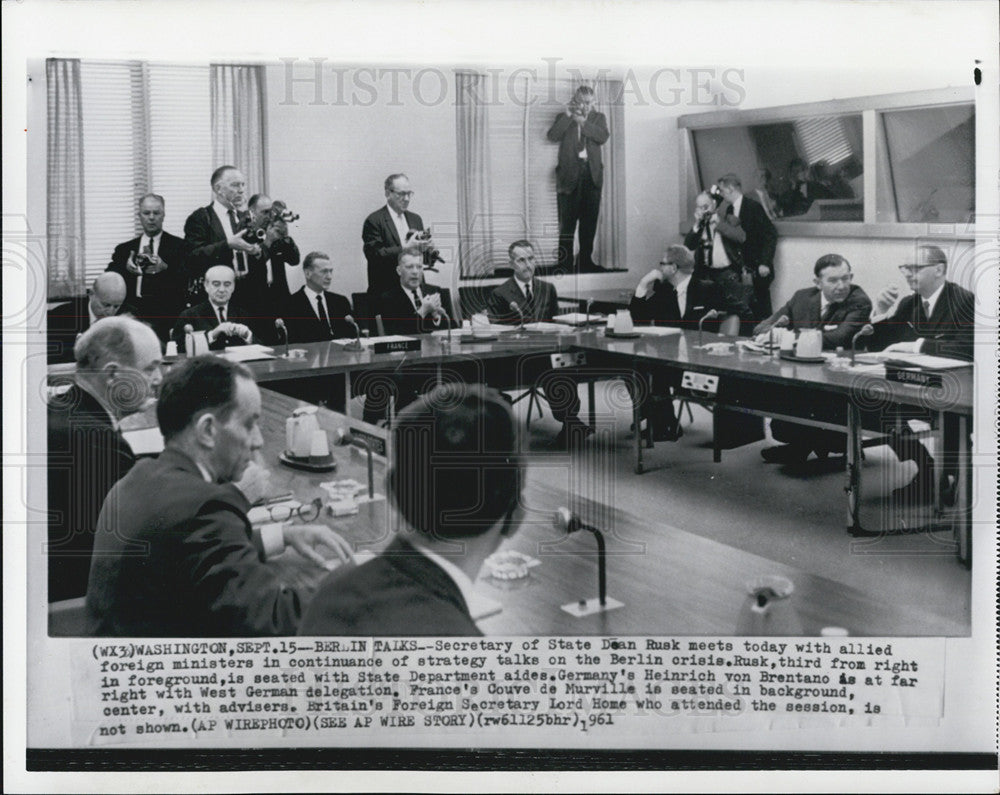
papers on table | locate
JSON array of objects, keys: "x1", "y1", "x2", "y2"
[
  {"x1": 523, "y1": 322, "x2": 567, "y2": 333},
  {"x1": 220, "y1": 344, "x2": 275, "y2": 362},
  {"x1": 634, "y1": 326, "x2": 682, "y2": 337},
  {"x1": 121, "y1": 426, "x2": 164, "y2": 457},
  {"x1": 853, "y1": 351, "x2": 972, "y2": 370},
  {"x1": 553, "y1": 312, "x2": 607, "y2": 326},
  {"x1": 331, "y1": 335, "x2": 416, "y2": 347}
]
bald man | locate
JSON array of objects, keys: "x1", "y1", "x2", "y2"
[
  {"x1": 47, "y1": 272, "x2": 133, "y2": 364},
  {"x1": 173, "y1": 265, "x2": 258, "y2": 352}
]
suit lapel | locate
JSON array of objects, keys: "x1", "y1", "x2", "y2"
[{"x1": 382, "y1": 207, "x2": 401, "y2": 248}]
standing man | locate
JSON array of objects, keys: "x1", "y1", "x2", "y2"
[
  {"x1": 47, "y1": 272, "x2": 131, "y2": 364},
  {"x1": 754, "y1": 254, "x2": 873, "y2": 465},
  {"x1": 281, "y1": 251, "x2": 354, "y2": 343},
  {"x1": 869, "y1": 244, "x2": 975, "y2": 503},
  {"x1": 107, "y1": 193, "x2": 190, "y2": 342},
  {"x1": 85, "y1": 356, "x2": 354, "y2": 636},
  {"x1": 183, "y1": 166, "x2": 267, "y2": 310},
  {"x1": 48, "y1": 317, "x2": 163, "y2": 602},
  {"x1": 717, "y1": 173, "x2": 778, "y2": 320},
  {"x1": 248, "y1": 193, "x2": 301, "y2": 306},
  {"x1": 547, "y1": 85, "x2": 609, "y2": 272},
  {"x1": 173, "y1": 265, "x2": 256, "y2": 352},
  {"x1": 363, "y1": 173, "x2": 436, "y2": 297}
]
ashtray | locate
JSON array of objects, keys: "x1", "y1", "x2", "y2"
[
  {"x1": 484, "y1": 550, "x2": 539, "y2": 581},
  {"x1": 279, "y1": 451, "x2": 337, "y2": 472},
  {"x1": 287, "y1": 348, "x2": 307, "y2": 359}
]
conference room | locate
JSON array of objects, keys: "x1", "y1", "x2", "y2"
[{"x1": 32, "y1": 46, "x2": 982, "y2": 639}]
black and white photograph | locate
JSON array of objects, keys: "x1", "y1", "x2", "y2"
[{"x1": 4, "y1": 0, "x2": 998, "y2": 791}]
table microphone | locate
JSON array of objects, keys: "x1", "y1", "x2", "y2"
[
  {"x1": 274, "y1": 318, "x2": 289, "y2": 357},
  {"x1": 769, "y1": 314, "x2": 789, "y2": 355},
  {"x1": 585, "y1": 298, "x2": 593, "y2": 329},
  {"x1": 553, "y1": 507, "x2": 608, "y2": 607},
  {"x1": 851, "y1": 323, "x2": 874, "y2": 364},
  {"x1": 183, "y1": 324, "x2": 194, "y2": 357},
  {"x1": 343, "y1": 314, "x2": 363, "y2": 351},
  {"x1": 509, "y1": 301, "x2": 526, "y2": 336},
  {"x1": 438, "y1": 309, "x2": 452, "y2": 346},
  {"x1": 698, "y1": 309, "x2": 720, "y2": 348}
]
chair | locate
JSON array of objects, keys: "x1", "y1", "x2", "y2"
[
  {"x1": 457, "y1": 285, "x2": 492, "y2": 320},
  {"x1": 351, "y1": 292, "x2": 375, "y2": 334}
]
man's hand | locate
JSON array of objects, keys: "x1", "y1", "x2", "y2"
[
  {"x1": 874, "y1": 285, "x2": 901, "y2": 315},
  {"x1": 126, "y1": 253, "x2": 144, "y2": 275},
  {"x1": 283, "y1": 523, "x2": 355, "y2": 569},
  {"x1": 405, "y1": 229, "x2": 433, "y2": 253},
  {"x1": 234, "y1": 459, "x2": 271, "y2": 506},
  {"x1": 883, "y1": 341, "x2": 920, "y2": 355},
  {"x1": 417, "y1": 292, "x2": 444, "y2": 318},
  {"x1": 227, "y1": 231, "x2": 260, "y2": 254},
  {"x1": 142, "y1": 253, "x2": 168, "y2": 275},
  {"x1": 757, "y1": 265, "x2": 771, "y2": 278}
]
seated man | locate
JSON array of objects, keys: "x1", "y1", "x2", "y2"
[
  {"x1": 486, "y1": 240, "x2": 591, "y2": 447},
  {"x1": 754, "y1": 253, "x2": 873, "y2": 464},
  {"x1": 361, "y1": 249, "x2": 454, "y2": 424},
  {"x1": 869, "y1": 244, "x2": 974, "y2": 502},
  {"x1": 628, "y1": 244, "x2": 739, "y2": 440},
  {"x1": 280, "y1": 251, "x2": 353, "y2": 343},
  {"x1": 300, "y1": 384, "x2": 524, "y2": 636},
  {"x1": 85, "y1": 356, "x2": 354, "y2": 636},
  {"x1": 172, "y1": 265, "x2": 256, "y2": 352},
  {"x1": 47, "y1": 317, "x2": 163, "y2": 602},
  {"x1": 47, "y1": 272, "x2": 131, "y2": 364}
]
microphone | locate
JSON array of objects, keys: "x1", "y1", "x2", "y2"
[
  {"x1": 851, "y1": 323, "x2": 874, "y2": 364},
  {"x1": 553, "y1": 508, "x2": 608, "y2": 608},
  {"x1": 585, "y1": 298, "x2": 594, "y2": 329},
  {"x1": 334, "y1": 428, "x2": 375, "y2": 500},
  {"x1": 768, "y1": 314, "x2": 789, "y2": 355},
  {"x1": 439, "y1": 308, "x2": 452, "y2": 346},
  {"x1": 274, "y1": 318, "x2": 289, "y2": 357},
  {"x1": 343, "y1": 314, "x2": 363, "y2": 352},
  {"x1": 698, "y1": 309, "x2": 720, "y2": 347},
  {"x1": 510, "y1": 300, "x2": 526, "y2": 336},
  {"x1": 183, "y1": 323, "x2": 194, "y2": 357}
]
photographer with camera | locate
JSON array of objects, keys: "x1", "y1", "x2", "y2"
[
  {"x1": 107, "y1": 193, "x2": 190, "y2": 343},
  {"x1": 247, "y1": 194, "x2": 302, "y2": 306}
]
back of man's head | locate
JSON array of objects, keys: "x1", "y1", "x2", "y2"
[
  {"x1": 389, "y1": 384, "x2": 523, "y2": 541},
  {"x1": 74, "y1": 315, "x2": 147, "y2": 370},
  {"x1": 157, "y1": 356, "x2": 251, "y2": 442},
  {"x1": 717, "y1": 173, "x2": 742, "y2": 191},
  {"x1": 665, "y1": 244, "x2": 695, "y2": 273}
]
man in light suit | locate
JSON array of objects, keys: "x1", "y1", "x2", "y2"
[
  {"x1": 485, "y1": 240, "x2": 590, "y2": 447},
  {"x1": 85, "y1": 356, "x2": 353, "y2": 636},
  {"x1": 47, "y1": 272, "x2": 131, "y2": 364},
  {"x1": 869, "y1": 244, "x2": 975, "y2": 504},
  {"x1": 718, "y1": 173, "x2": 779, "y2": 320},
  {"x1": 363, "y1": 173, "x2": 437, "y2": 297},
  {"x1": 280, "y1": 251, "x2": 354, "y2": 343},
  {"x1": 547, "y1": 85, "x2": 610, "y2": 272},
  {"x1": 172, "y1": 265, "x2": 256, "y2": 352},
  {"x1": 107, "y1": 193, "x2": 189, "y2": 342},
  {"x1": 754, "y1": 254, "x2": 873, "y2": 465},
  {"x1": 300, "y1": 384, "x2": 524, "y2": 636}
]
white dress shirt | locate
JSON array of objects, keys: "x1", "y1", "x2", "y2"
[{"x1": 387, "y1": 204, "x2": 411, "y2": 247}]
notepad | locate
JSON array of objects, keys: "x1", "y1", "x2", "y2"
[
  {"x1": 121, "y1": 426, "x2": 164, "y2": 457},
  {"x1": 220, "y1": 344, "x2": 275, "y2": 362},
  {"x1": 635, "y1": 326, "x2": 682, "y2": 336}
]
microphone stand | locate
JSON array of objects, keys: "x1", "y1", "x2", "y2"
[
  {"x1": 183, "y1": 324, "x2": 194, "y2": 357},
  {"x1": 439, "y1": 310, "x2": 452, "y2": 348},
  {"x1": 851, "y1": 324, "x2": 874, "y2": 365},
  {"x1": 584, "y1": 298, "x2": 593, "y2": 332},
  {"x1": 510, "y1": 301, "x2": 527, "y2": 339},
  {"x1": 334, "y1": 429, "x2": 380, "y2": 503},
  {"x1": 553, "y1": 508, "x2": 624, "y2": 616},
  {"x1": 344, "y1": 315, "x2": 364, "y2": 352},
  {"x1": 769, "y1": 315, "x2": 789, "y2": 358},
  {"x1": 698, "y1": 309, "x2": 720, "y2": 348},
  {"x1": 275, "y1": 319, "x2": 290, "y2": 357}
]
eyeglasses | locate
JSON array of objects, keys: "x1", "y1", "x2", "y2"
[
  {"x1": 259, "y1": 497, "x2": 323, "y2": 523},
  {"x1": 390, "y1": 190, "x2": 414, "y2": 198},
  {"x1": 898, "y1": 264, "x2": 938, "y2": 275}
]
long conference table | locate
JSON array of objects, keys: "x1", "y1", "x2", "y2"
[{"x1": 241, "y1": 326, "x2": 974, "y2": 566}]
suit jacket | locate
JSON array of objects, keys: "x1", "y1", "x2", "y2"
[
  {"x1": 628, "y1": 276, "x2": 730, "y2": 331},
  {"x1": 363, "y1": 206, "x2": 425, "y2": 297},
  {"x1": 46, "y1": 297, "x2": 134, "y2": 364},
  {"x1": 183, "y1": 204, "x2": 269, "y2": 308},
  {"x1": 266, "y1": 235, "x2": 300, "y2": 305},
  {"x1": 85, "y1": 447, "x2": 305, "y2": 636},
  {"x1": 683, "y1": 225, "x2": 743, "y2": 275},
  {"x1": 731, "y1": 195, "x2": 778, "y2": 289},
  {"x1": 281, "y1": 287, "x2": 354, "y2": 343},
  {"x1": 546, "y1": 109, "x2": 609, "y2": 192},
  {"x1": 172, "y1": 301, "x2": 257, "y2": 352},
  {"x1": 487, "y1": 277, "x2": 559, "y2": 324},
  {"x1": 107, "y1": 231, "x2": 190, "y2": 341},
  {"x1": 47, "y1": 384, "x2": 136, "y2": 602},
  {"x1": 298, "y1": 536, "x2": 480, "y2": 636},
  {"x1": 755, "y1": 285, "x2": 873, "y2": 350},
  {"x1": 377, "y1": 283, "x2": 453, "y2": 336},
  {"x1": 870, "y1": 281, "x2": 975, "y2": 362}
]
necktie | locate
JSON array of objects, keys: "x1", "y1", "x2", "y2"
[
  {"x1": 411, "y1": 290, "x2": 421, "y2": 312},
  {"x1": 228, "y1": 209, "x2": 247, "y2": 275},
  {"x1": 316, "y1": 294, "x2": 331, "y2": 335},
  {"x1": 577, "y1": 124, "x2": 585, "y2": 153},
  {"x1": 922, "y1": 299, "x2": 931, "y2": 321},
  {"x1": 218, "y1": 305, "x2": 226, "y2": 324},
  {"x1": 820, "y1": 302, "x2": 838, "y2": 323},
  {"x1": 525, "y1": 283, "x2": 533, "y2": 306},
  {"x1": 226, "y1": 209, "x2": 239, "y2": 233},
  {"x1": 666, "y1": 285, "x2": 681, "y2": 321}
]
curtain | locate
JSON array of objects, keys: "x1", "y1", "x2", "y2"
[
  {"x1": 589, "y1": 76, "x2": 626, "y2": 271},
  {"x1": 46, "y1": 58, "x2": 85, "y2": 298},
  {"x1": 456, "y1": 72, "x2": 495, "y2": 278},
  {"x1": 211, "y1": 64, "x2": 267, "y2": 196}
]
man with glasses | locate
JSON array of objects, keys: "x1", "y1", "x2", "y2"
[
  {"x1": 363, "y1": 173, "x2": 435, "y2": 297},
  {"x1": 754, "y1": 254, "x2": 872, "y2": 466},
  {"x1": 85, "y1": 356, "x2": 354, "y2": 636},
  {"x1": 869, "y1": 244, "x2": 974, "y2": 503}
]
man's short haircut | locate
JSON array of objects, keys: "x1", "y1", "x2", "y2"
[
  {"x1": 74, "y1": 316, "x2": 148, "y2": 369},
  {"x1": 384, "y1": 173, "x2": 408, "y2": 192},
  {"x1": 814, "y1": 253, "x2": 851, "y2": 277},
  {"x1": 138, "y1": 193, "x2": 165, "y2": 208},
  {"x1": 717, "y1": 173, "x2": 742, "y2": 190},
  {"x1": 157, "y1": 356, "x2": 253, "y2": 442},
  {"x1": 389, "y1": 384, "x2": 523, "y2": 541},
  {"x1": 397, "y1": 246, "x2": 423, "y2": 266},
  {"x1": 915, "y1": 244, "x2": 949, "y2": 270},
  {"x1": 507, "y1": 239, "x2": 534, "y2": 259},
  {"x1": 665, "y1": 244, "x2": 695, "y2": 271},
  {"x1": 303, "y1": 251, "x2": 330, "y2": 271},
  {"x1": 210, "y1": 165, "x2": 237, "y2": 187},
  {"x1": 248, "y1": 193, "x2": 269, "y2": 210},
  {"x1": 575, "y1": 85, "x2": 595, "y2": 98}
]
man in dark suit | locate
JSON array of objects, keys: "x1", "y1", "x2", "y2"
[
  {"x1": 47, "y1": 272, "x2": 130, "y2": 364},
  {"x1": 48, "y1": 317, "x2": 163, "y2": 604},
  {"x1": 183, "y1": 165, "x2": 268, "y2": 310},
  {"x1": 754, "y1": 254, "x2": 874, "y2": 465},
  {"x1": 280, "y1": 251, "x2": 354, "y2": 343},
  {"x1": 85, "y1": 356, "x2": 353, "y2": 636},
  {"x1": 106, "y1": 193, "x2": 189, "y2": 342},
  {"x1": 248, "y1": 193, "x2": 301, "y2": 307},
  {"x1": 172, "y1": 265, "x2": 256, "y2": 352},
  {"x1": 628, "y1": 244, "x2": 740, "y2": 441},
  {"x1": 718, "y1": 173, "x2": 779, "y2": 320},
  {"x1": 869, "y1": 244, "x2": 975, "y2": 503},
  {"x1": 485, "y1": 240, "x2": 590, "y2": 446},
  {"x1": 300, "y1": 384, "x2": 524, "y2": 636},
  {"x1": 547, "y1": 85, "x2": 609, "y2": 272},
  {"x1": 363, "y1": 173, "x2": 437, "y2": 297}
]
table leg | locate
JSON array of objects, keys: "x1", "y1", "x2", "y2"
[
  {"x1": 633, "y1": 371, "x2": 644, "y2": 475},
  {"x1": 942, "y1": 412, "x2": 971, "y2": 566},
  {"x1": 846, "y1": 402, "x2": 863, "y2": 534},
  {"x1": 588, "y1": 379, "x2": 596, "y2": 429}
]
